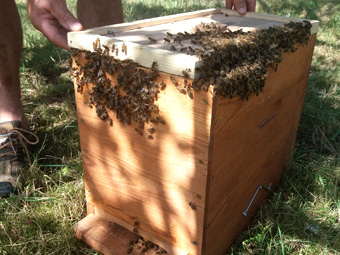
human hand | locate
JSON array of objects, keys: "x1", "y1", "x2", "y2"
[
  {"x1": 27, "y1": 0, "x2": 83, "y2": 50},
  {"x1": 226, "y1": 0, "x2": 256, "y2": 15}
]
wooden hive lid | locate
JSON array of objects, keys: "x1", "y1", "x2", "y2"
[{"x1": 67, "y1": 8, "x2": 319, "y2": 79}]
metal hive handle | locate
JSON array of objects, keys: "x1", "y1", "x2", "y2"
[{"x1": 243, "y1": 183, "x2": 272, "y2": 216}]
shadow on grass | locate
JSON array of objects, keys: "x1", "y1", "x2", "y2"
[{"x1": 22, "y1": 44, "x2": 71, "y2": 85}]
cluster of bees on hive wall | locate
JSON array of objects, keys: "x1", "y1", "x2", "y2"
[
  {"x1": 70, "y1": 19, "x2": 311, "y2": 136},
  {"x1": 126, "y1": 235, "x2": 167, "y2": 254},
  {"x1": 71, "y1": 39, "x2": 165, "y2": 138},
  {"x1": 150, "y1": 19, "x2": 311, "y2": 100}
]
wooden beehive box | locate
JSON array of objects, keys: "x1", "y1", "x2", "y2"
[{"x1": 68, "y1": 9, "x2": 319, "y2": 255}]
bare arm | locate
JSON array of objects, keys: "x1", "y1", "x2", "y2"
[
  {"x1": 226, "y1": 0, "x2": 256, "y2": 15},
  {"x1": 27, "y1": 0, "x2": 83, "y2": 50}
]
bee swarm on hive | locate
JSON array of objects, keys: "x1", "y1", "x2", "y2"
[
  {"x1": 69, "y1": 9, "x2": 319, "y2": 255},
  {"x1": 71, "y1": 20, "x2": 312, "y2": 134},
  {"x1": 71, "y1": 39, "x2": 166, "y2": 137}
]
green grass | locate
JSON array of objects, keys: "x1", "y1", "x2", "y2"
[{"x1": 0, "y1": 0, "x2": 339, "y2": 254}]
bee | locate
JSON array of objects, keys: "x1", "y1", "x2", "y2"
[
  {"x1": 195, "y1": 48, "x2": 203, "y2": 55},
  {"x1": 163, "y1": 37, "x2": 170, "y2": 43},
  {"x1": 170, "y1": 76, "x2": 178, "y2": 85},
  {"x1": 166, "y1": 32, "x2": 174, "y2": 38},
  {"x1": 188, "y1": 46, "x2": 195, "y2": 55},
  {"x1": 189, "y1": 201, "x2": 197, "y2": 210},
  {"x1": 157, "y1": 116, "x2": 165, "y2": 124},
  {"x1": 191, "y1": 39, "x2": 198, "y2": 45},
  {"x1": 183, "y1": 79, "x2": 188, "y2": 88},
  {"x1": 70, "y1": 68, "x2": 80, "y2": 78},
  {"x1": 156, "y1": 249, "x2": 167, "y2": 254},
  {"x1": 126, "y1": 246, "x2": 133, "y2": 254},
  {"x1": 121, "y1": 43, "x2": 127, "y2": 55},
  {"x1": 74, "y1": 58, "x2": 81, "y2": 67},
  {"x1": 187, "y1": 86, "x2": 193, "y2": 99},
  {"x1": 111, "y1": 43, "x2": 116, "y2": 52},
  {"x1": 173, "y1": 36, "x2": 181, "y2": 44},
  {"x1": 148, "y1": 127, "x2": 156, "y2": 133},
  {"x1": 182, "y1": 69, "x2": 190, "y2": 78},
  {"x1": 148, "y1": 37, "x2": 157, "y2": 44},
  {"x1": 180, "y1": 47, "x2": 188, "y2": 53},
  {"x1": 170, "y1": 45, "x2": 176, "y2": 51},
  {"x1": 103, "y1": 45, "x2": 110, "y2": 56},
  {"x1": 177, "y1": 86, "x2": 186, "y2": 94},
  {"x1": 135, "y1": 128, "x2": 143, "y2": 136},
  {"x1": 96, "y1": 104, "x2": 108, "y2": 120},
  {"x1": 141, "y1": 247, "x2": 148, "y2": 253},
  {"x1": 107, "y1": 117, "x2": 113, "y2": 126},
  {"x1": 84, "y1": 101, "x2": 93, "y2": 108},
  {"x1": 151, "y1": 61, "x2": 158, "y2": 72},
  {"x1": 92, "y1": 38, "x2": 101, "y2": 52},
  {"x1": 70, "y1": 48, "x2": 82, "y2": 57},
  {"x1": 160, "y1": 81, "x2": 166, "y2": 90}
]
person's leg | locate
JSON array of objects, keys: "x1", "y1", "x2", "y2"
[
  {"x1": 0, "y1": 1, "x2": 39, "y2": 198},
  {"x1": 0, "y1": 0, "x2": 25, "y2": 125},
  {"x1": 77, "y1": 0, "x2": 124, "y2": 29}
]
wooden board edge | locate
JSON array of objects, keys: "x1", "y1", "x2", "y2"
[
  {"x1": 67, "y1": 8, "x2": 319, "y2": 80},
  {"x1": 74, "y1": 214, "x2": 165, "y2": 255},
  {"x1": 68, "y1": 8, "x2": 319, "y2": 38},
  {"x1": 92, "y1": 205, "x2": 190, "y2": 255},
  {"x1": 220, "y1": 8, "x2": 319, "y2": 34},
  {"x1": 68, "y1": 33, "x2": 200, "y2": 78},
  {"x1": 69, "y1": 8, "x2": 222, "y2": 36}
]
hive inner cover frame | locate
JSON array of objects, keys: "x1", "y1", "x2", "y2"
[{"x1": 67, "y1": 8, "x2": 319, "y2": 79}]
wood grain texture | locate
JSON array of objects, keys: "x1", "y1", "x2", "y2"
[
  {"x1": 203, "y1": 35, "x2": 317, "y2": 255},
  {"x1": 89, "y1": 200, "x2": 188, "y2": 255},
  {"x1": 74, "y1": 214, "x2": 160, "y2": 255},
  {"x1": 75, "y1": 69, "x2": 213, "y2": 255},
  {"x1": 220, "y1": 9, "x2": 319, "y2": 34},
  {"x1": 71, "y1": 10, "x2": 318, "y2": 255},
  {"x1": 68, "y1": 9, "x2": 319, "y2": 79}
]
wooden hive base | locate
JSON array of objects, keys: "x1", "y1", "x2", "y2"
[{"x1": 74, "y1": 214, "x2": 163, "y2": 255}]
